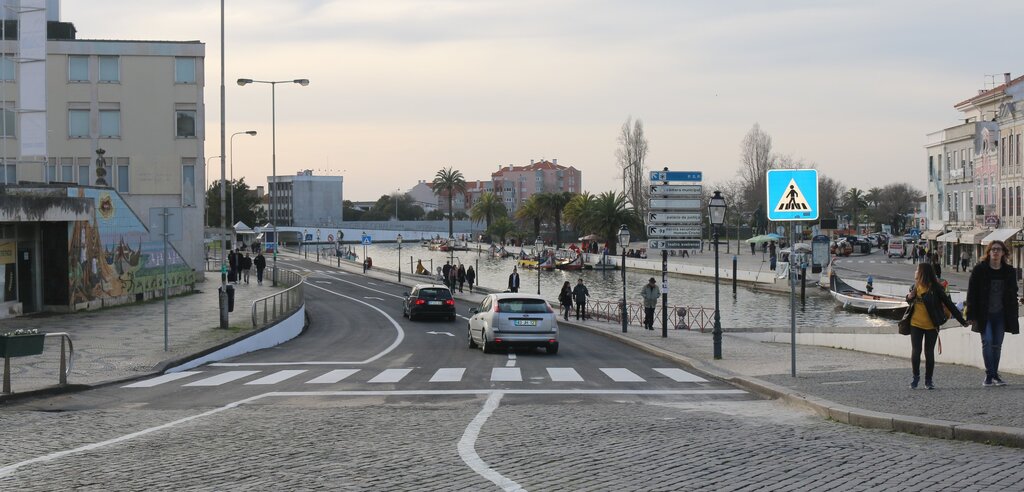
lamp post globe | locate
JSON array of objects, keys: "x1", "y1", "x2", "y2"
[
  {"x1": 618, "y1": 224, "x2": 630, "y2": 333},
  {"x1": 708, "y1": 191, "x2": 727, "y2": 359},
  {"x1": 397, "y1": 234, "x2": 403, "y2": 283},
  {"x1": 535, "y1": 235, "x2": 544, "y2": 295}
]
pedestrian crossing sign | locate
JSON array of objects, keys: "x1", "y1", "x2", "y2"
[{"x1": 766, "y1": 169, "x2": 818, "y2": 221}]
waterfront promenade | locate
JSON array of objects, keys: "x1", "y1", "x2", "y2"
[{"x1": 1, "y1": 249, "x2": 1021, "y2": 447}]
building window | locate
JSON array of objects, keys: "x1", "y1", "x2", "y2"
[
  {"x1": 0, "y1": 55, "x2": 12, "y2": 82},
  {"x1": 61, "y1": 157, "x2": 74, "y2": 182},
  {"x1": 3, "y1": 160, "x2": 14, "y2": 183},
  {"x1": 1001, "y1": 187, "x2": 1006, "y2": 216},
  {"x1": 46, "y1": 158, "x2": 56, "y2": 182},
  {"x1": 182, "y1": 158, "x2": 196, "y2": 207},
  {"x1": 78, "y1": 157, "x2": 90, "y2": 186},
  {"x1": 68, "y1": 109, "x2": 89, "y2": 138},
  {"x1": 175, "y1": 57, "x2": 196, "y2": 83},
  {"x1": 1018, "y1": 186, "x2": 1022, "y2": 216},
  {"x1": 98, "y1": 56, "x2": 119, "y2": 83},
  {"x1": 176, "y1": 110, "x2": 196, "y2": 138},
  {"x1": 0, "y1": 106, "x2": 13, "y2": 137},
  {"x1": 99, "y1": 110, "x2": 120, "y2": 138},
  {"x1": 69, "y1": 55, "x2": 89, "y2": 82},
  {"x1": 116, "y1": 158, "x2": 129, "y2": 193}
]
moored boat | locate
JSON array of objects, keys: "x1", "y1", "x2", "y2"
[{"x1": 829, "y1": 271, "x2": 908, "y2": 317}]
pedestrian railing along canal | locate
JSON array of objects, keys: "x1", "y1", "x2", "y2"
[
  {"x1": 251, "y1": 269, "x2": 305, "y2": 328},
  {"x1": 585, "y1": 299, "x2": 717, "y2": 332}
]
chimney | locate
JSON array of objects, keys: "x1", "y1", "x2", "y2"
[
  {"x1": 553, "y1": 158, "x2": 557, "y2": 165},
  {"x1": 1006, "y1": 73, "x2": 1012, "y2": 84},
  {"x1": 530, "y1": 159, "x2": 534, "y2": 165}
]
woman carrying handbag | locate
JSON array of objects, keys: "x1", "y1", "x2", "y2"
[{"x1": 905, "y1": 263, "x2": 967, "y2": 390}]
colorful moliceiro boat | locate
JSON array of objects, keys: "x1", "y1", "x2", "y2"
[
  {"x1": 829, "y1": 271, "x2": 908, "y2": 317},
  {"x1": 555, "y1": 253, "x2": 585, "y2": 271},
  {"x1": 518, "y1": 253, "x2": 556, "y2": 271}
]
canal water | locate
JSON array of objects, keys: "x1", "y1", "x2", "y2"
[{"x1": 344, "y1": 243, "x2": 890, "y2": 329}]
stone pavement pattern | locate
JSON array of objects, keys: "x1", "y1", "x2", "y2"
[{"x1": 0, "y1": 272, "x2": 281, "y2": 394}]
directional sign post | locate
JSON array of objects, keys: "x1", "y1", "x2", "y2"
[{"x1": 765, "y1": 169, "x2": 819, "y2": 379}]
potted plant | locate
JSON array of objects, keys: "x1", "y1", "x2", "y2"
[{"x1": 0, "y1": 329, "x2": 45, "y2": 358}]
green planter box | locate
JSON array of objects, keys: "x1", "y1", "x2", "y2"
[{"x1": 0, "y1": 334, "x2": 45, "y2": 358}]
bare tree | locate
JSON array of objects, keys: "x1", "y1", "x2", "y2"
[
  {"x1": 737, "y1": 123, "x2": 774, "y2": 211},
  {"x1": 874, "y1": 183, "x2": 925, "y2": 233},
  {"x1": 616, "y1": 117, "x2": 649, "y2": 219}
]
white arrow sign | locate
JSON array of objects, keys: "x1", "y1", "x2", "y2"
[
  {"x1": 649, "y1": 184, "x2": 702, "y2": 195},
  {"x1": 648, "y1": 226, "x2": 702, "y2": 237},
  {"x1": 648, "y1": 212, "x2": 701, "y2": 223},
  {"x1": 426, "y1": 331, "x2": 455, "y2": 337},
  {"x1": 649, "y1": 198, "x2": 701, "y2": 210}
]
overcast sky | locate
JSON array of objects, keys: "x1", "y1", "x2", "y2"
[{"x1": 64, "y1": 0, "x2": 1024, "y2": 200}]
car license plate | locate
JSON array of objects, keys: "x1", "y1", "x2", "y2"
[
  {"x1": 428, "y1": 301, "x2": 443, "y2": 305},
  {"x1": 513, "y1": 319, "x2": 537, "y2": 326}
]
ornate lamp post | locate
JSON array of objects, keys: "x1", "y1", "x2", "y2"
[
  {"x1": 535, "y1": 235, "x2": 544, "y2": 295},
  {"x1": 708, "y1": 191, "x2": 728, "y2": 359},
  {"x1": 397, "y1": 234, "x2": 403, "y2": 283},
  {"x1": 618, "y1": 224, "x2": 630, "y2": 333}
]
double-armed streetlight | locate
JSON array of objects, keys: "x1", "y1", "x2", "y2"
[
  {"x1": 237, "y1": 77, "x2": 310, "y2": 286},
  {"x1": 397, "y1": 234, "x2": 403, "y2": 283},
  {"x1": 708, "y1": 191, "x2": 728, "y2": 359},
  {"x1": 229, "y1": 130, "x2": 257, "y2": 230},
  {"x1": 618, "y1": 225, "x2": 631, "y2": 333},
  {"x1": 535, "y1": 235, "x2": 544, "y2": 295}
]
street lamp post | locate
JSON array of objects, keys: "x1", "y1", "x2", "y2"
[
  {"x1": 316, "y1": 229, "x2": 321, "y2": 262},
  {"x1": 535, "y1": 236, "x2": 544, "y2": 295},
  {"x1": 229, "y1": 130, "x2": 257, "y2": 230},
  {"x1": 303, "y1": 228, "x2": 308, "y2": 259},
  {"x1": 397, "y1": 234, "x2": 403, "y2": 283},
  {"x1": 708, "y1": 191, "x2": 728, "y2": 359},
  {"x1": 237, "y1": 77, "x2": 310, "y2": 287},
  {"x1": 204, "y1": 155, "x2": 222, "y2": 229},
  {"x1": 618, "y1": 225, "x2": 630, "y2": 333}
]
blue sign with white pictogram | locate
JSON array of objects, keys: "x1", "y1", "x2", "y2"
[
  {"x1": 766, "y1": 169, "x2": 819, "y2": 221},
  {"x1": 361, "y1": 235, "x2": 372, "y2": 245},
  {"x1": 649, "y1": 171, "x2": 702, "y2": 182}
]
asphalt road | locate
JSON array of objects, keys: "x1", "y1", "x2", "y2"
[{"x1": 3, "y1": 256, "x2": 1024, "y2": 490}]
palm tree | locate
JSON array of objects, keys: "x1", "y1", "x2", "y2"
[
  {"x1": 844, "y1": 188, "x2": 868, "y2": 232},
  {"x1": 589, "y1": 191, "x2": 636, "y2": 254},
  {"x1": 564, "y1": 192, "x2": 596, "y2": 234},
  {"x1": 470, "y1": 191, "x2": 507, "y2": 234},
  {"x1": 486, "y1": 217, "x2": 516, "y2": 245},
  {"x1": 537, "y1": 191, "x2": 576, "y2": 249},
  {"x1": 432, "y1": 167, "x2": 466, "y2": 238},
  {"x1": 515, "y1": 195, "x2": 545, "y2": 240}
]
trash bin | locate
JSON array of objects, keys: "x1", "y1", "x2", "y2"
[{"x1": 222, "y1": 285, "x2": 235, "y2": 312}]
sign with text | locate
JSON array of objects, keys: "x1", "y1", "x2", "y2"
[
  {"x1": 648, "y1": 225, "x2": 702, "y2": 237},
  {"x1": 648, "y1": 198, "x2": 701, "y2": 210},
  {"x1": 650, "y1": 171, "x2": 703, "y2": 182},
  {"x1": 648, "y1": 212, "x2": 701, "y2": 223},
  {"x1": 649, "y1": 184, "x2": 702, "y2": 196},
  {"x1": 648, "y1": 239, "x2": 702, "y2": 250}
]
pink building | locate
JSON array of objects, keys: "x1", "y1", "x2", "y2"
[{"x1": 491, "y1": 159, "x2": 582, "y2": 212}]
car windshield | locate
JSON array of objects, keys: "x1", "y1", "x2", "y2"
[
  {"x1": 418, "y1": 288, "x2": 452, "y2": 300},
  {"x1": 498, "y1": 299, "x2": 549, "y2": 313}
]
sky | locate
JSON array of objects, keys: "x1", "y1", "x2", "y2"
[{"x1": 63, "y1": 0, "x2": 1024, "y2": 201}]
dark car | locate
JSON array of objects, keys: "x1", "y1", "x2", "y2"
[{"x1": 402, "y1": 284, "x2": 456, "y2": 321}]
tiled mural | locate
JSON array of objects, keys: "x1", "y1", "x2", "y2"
[{"x1": 67, "y1": 187, "x2": 193, "y2": 304}]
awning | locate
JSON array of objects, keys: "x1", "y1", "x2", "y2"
[
  {"x1": 981, "y1": 228, "x2": 1021, "y2": 245},
  {"x1": 936, "y1": 231, "x2": 959, "y2": 242},
  {"x1": 922, "y1": 230, "x2": 943, "y2": 240},
  {"x1": 964, "y1": 228, "x2": 992, "y2": 244}
]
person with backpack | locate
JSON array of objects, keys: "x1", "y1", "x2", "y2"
[
  {"x1": 905, "y1": 262, "x2": 967, "y2": 390},
  {"x1": 965, "y1": 240, "x2": 1020, "y2": 387}
]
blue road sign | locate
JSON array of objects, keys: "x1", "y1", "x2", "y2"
[
  {"x1": 361, "y1": 235, "x2": 372, "y2": 245},
  {"x1": 649, "y1": 171, "x2": 703, "y2": 182},
  {"x1": 766, "y1": 169, "x2": 819, "y2": 221}
]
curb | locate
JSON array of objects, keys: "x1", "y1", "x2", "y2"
[{"x1": 566, "y1": 320, "x2": 1024, "y2": 449}]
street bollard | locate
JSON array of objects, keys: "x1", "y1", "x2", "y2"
[
  {"x1": 800, "y1": 266, "x2": 806, "y2": 308},
  {"x1": 732, "y1": 255, "x2": 737, "y2": 297}
]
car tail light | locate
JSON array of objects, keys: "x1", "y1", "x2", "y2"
[
  {"x1": 445, "y1": 299, "x2": 455, "y2": 306},
  {"x1": 415, "y1": 299, "x2": 426, "y2": 305},
  {"x1": 493, "y1": 303, "x2": 501, "y2": 313},
  {"x1": 546, "y1": 304, "x2": 555, "y2": 314}
]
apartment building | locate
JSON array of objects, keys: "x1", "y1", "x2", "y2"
[
  {"x1": 268, "y1": 170, "x2": 343, "y2": 227},
  {"x1": 491, "y1": 159, "x2": 581, "y2": 213}
]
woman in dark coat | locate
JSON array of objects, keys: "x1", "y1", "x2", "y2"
[
  {"x1": 965, "y1": 240, "x2": 1020, "y2": 386},
  {"x1": 465, "y1": 266, "x2": 476, "y2": 293},
  {"x1": 457, "y1": 264, "x2": 467, "y2": 293}
]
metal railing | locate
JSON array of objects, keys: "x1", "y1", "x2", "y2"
[
  {"x1": 251, "y1": 269, "x2": 305, "y2": 328},
  {"x1": 584, "y1": 299, "x2": 717, "y2": 332},
  {"x1": 2, "y1": 332, "x2": 74, "y2": 394}
]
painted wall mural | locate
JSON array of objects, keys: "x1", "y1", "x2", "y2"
[{"x1": 67, "y1": 187, "x2": 194, "y2": 304}]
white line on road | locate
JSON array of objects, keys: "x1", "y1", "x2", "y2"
[
  {"x1": 600, "y1": 368, "x2": 645, "y2": 382},
  {"x1": 367, "y1": 368, "x2": 413, "y2": 383},
  {"x1": 183, "y1": 370, "x2": 260, "y2": 386},
  {"x1": 306, "y1": 369, "x2": 360, "y2": 384},
  {"x1": 364, "y1": 296, "x2": 385, "y2": 301},
  {"x1": 245, "y1": 370, "x2": 307, "y2": 385},
  {"x1": 123, "y1": 371, "x2": 202, "y2": 388},
  {"x1": 491, "y1": 367, "x2": 522, "y2": 382},
  {"x1": 430, "y1": 368, "x2": 465, "y2": 382},
  {"x1": 653, "y1": 368, "x2": 708, "y2": 383},
  {"x1": 457, "y1": 392, "x2": 524, "y2": 492},
  {"x1": 546, "y1": 368, "x2": 584, "y2": 382},
  {"x1": 506, "y1": 353, "x2": 516, "y2": 368}
]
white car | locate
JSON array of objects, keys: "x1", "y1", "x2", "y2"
[{"x1": 467, "y1": 293, "x2": 559, "y2": 354}]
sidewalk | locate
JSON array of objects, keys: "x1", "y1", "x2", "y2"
[{"x1": 0, "y1": 272, "x2": 282, "y2": 397}]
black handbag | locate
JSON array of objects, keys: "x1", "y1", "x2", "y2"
[{"x1": 898, "y1": 303, "x2": 913, "y2": 335}]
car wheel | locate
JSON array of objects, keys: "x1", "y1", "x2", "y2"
[
  {"x1": 468, "y1": 325, "x2": 478, "y2": 348},
  {"x1": 481, "y1": 330, "x2": 493, "y2": 354},
  {"x1": 546, "y1": 343, "x2": 559, "y2": 355}
]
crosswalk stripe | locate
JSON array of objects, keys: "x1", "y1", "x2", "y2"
[
  {"x1": 547, "y1": 368, "x2": 584, "y2": 382},
  {"x1": 123, "y1": 371, "x2": 202, "y2": 388},
  {"x1": 368, "y1": 368, "x2": 413, "y2": 383},
  {"x1": 430, "y1": 368, "x2": 465, "y2": 382},
  {"x1": 183, "y1": 370, "x2": 260, "y2": 387},
  {"x1": 245, "y1": 370, "x2": 307, "y2": 385},
  {"x1": 491, "y1": 367, "x2": 522, "y2": 382},
  {"x1": 653, "y1": 368, "x2": 707, "y2": 383},
  {"x1": 306, "y1": 369, "x2": 359, "y2": 384},
  {"x1": 601, "y1": 368, "x2": 645, "y2": 382}
]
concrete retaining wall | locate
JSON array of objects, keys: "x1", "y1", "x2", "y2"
[{"x1": 165, "y1": 305, "x2": 306, "y2": 373}]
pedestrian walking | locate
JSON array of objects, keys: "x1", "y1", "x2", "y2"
[
  {"x1": 931, "y1": 251, "x2": 942, "y2": 279},
  {"x1": 960, "y1": 249, "x2": 971, "y2": 273},
  {"x1": 466, "y1": 266, "x2": 476, "y2": 293},
  {"x1": 912, "y1": 245, "x2": 919, "y2": 264},
  {"x1": 457, "y1": 264, "x2": 466, "y2": 293},
  {"x1": 641, "y1": 277, "x2": 660, "y2": 330},
  {"x1": 508, "y1": 267, "x2": 520, "y2": 293},
  {"x1": 905, "y1": 263, "x2": 967, "y2": 390},
  {"x1": 253, "y1": 252, "x2": 267, "y2": 286},
  {"x1": 241, "y1": 253, "x2": 252, "y2": 284},
  {"x1": 442, "y1": 262, "x2": 452, "y2": 285},
  {"x1": 572, "y1": 278, "x2": 590, "y2": 320},
  {"x1": 228, "y1": 249, "x2": 239, "y2": 284},
  {"x1": 769, "y1": 242, "x2": 777, "y2": 271},
  {"x1": 558, "y1": 281, "x2": 573, "y2": 321},
  {"x1": 965, "y1": 240, "x2": 1019, "y2": 387},
  {"x1": 750, "y1": 241, "x2": 756, "y2": 255}
]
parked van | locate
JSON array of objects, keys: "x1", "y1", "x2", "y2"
[{"x1": 887, "y1": 238, "x2": 905, "y2": 258}]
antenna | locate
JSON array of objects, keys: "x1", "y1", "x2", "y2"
[{"x1": 984, "y1": 74, "x2": 999, "y2": 90}]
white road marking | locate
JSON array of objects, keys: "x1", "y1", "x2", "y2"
[
  {"x1": 364, "y1": 296, "x2": 385, "y2": 301},
  {"x1": 315, "y1": 281, "x2": 332, "y2": 284},
  {"x1": 306, "y1": 369, "x2": 360, "y2": 384},
  {"x1": 368, "y1": 368, "x2": 413, "y2": 383},
  {"x1": 426, "y1": 331, "x2": 454, "y2": 337},
  {"x1": 245, "y1": 370, "x2": 307, "y2": 385},
  {"x1": 123, "y1": 371, "x2": 202, "y2": 388},
  {"x1": 458, "y1": 392, "x2": 524, "y2": 491},
  {"x1": 506, "y1": 353, "x2": 516, "y2": 368},
  {"x1": 653, "y1": 368, "x2": 708, "y2": 383},
  {"x1": 546, "y1": 368, "x2": 584, "y2": 382},
  {"x1": 601, "y1": 368, "x2": 645, "y2": 382},
  {"x1": 430, "y1": 368, "x2": 465, "y2": 382},
  {"x1": 183, "y1": 371, "x2": 260, "y2": 386},
  {"x1": 491, "y1": 367, "x2": 522, "y2": 382}
]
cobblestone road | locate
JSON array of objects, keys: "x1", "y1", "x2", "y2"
[{"x1": 3, "y1": 394, "x2": 1023, "y2": 490}]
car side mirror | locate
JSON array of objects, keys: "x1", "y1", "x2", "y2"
[{"x1": 470, "y1": 308, "x2": 479, "y2": 314}]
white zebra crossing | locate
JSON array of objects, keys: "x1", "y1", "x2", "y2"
[{"x1": 125, "y1": 366, "x2": 714, "y2": 389}]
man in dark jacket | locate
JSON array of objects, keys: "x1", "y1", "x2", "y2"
[
  {"x1": 508, "y1": 267, "x2": 520, "y2": 293},
  {"x1": 573, "y1": 278, "x2": 590, "y2": 320},
  {"x1": 253, "y1": 252, "x2": 267, "y2": 286}
]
